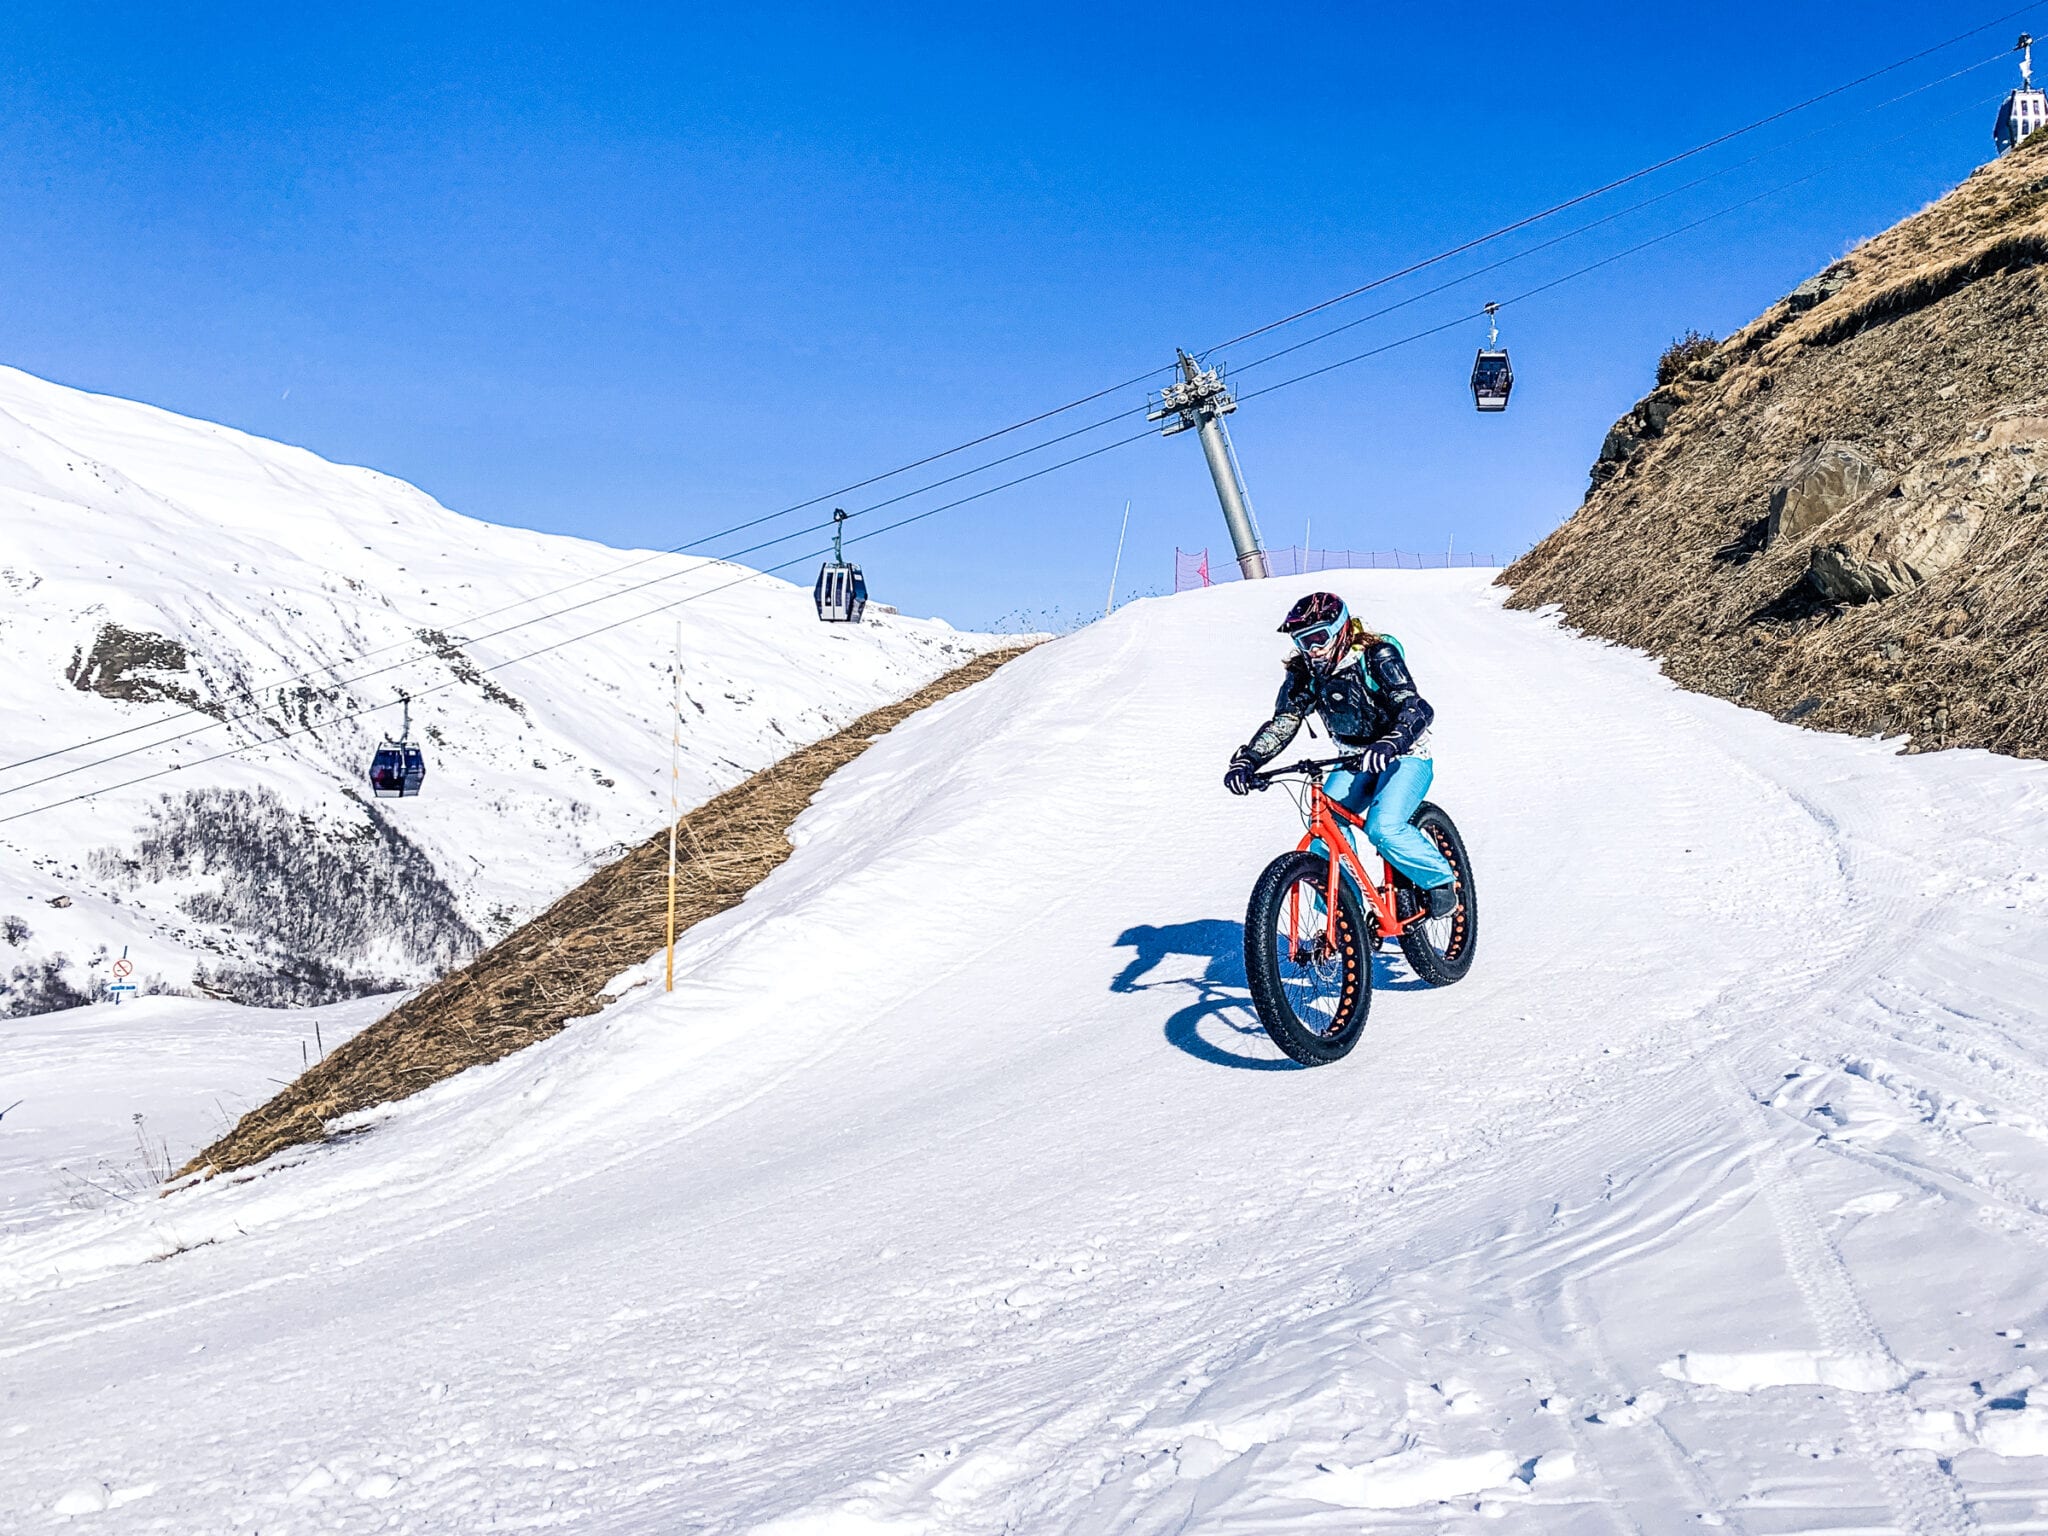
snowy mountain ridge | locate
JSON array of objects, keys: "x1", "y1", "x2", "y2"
[{"x1": 0, "y1": 363, "x2": 994, "y2": 1013}]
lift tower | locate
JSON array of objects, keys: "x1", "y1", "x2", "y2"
[{"x1": 1149, "y1": 350, "x2": 1270, "y2": 579}]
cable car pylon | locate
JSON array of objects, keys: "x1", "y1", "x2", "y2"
[{"x1": 1149, "y1": 350, "x2": 1270, "y2": 579}]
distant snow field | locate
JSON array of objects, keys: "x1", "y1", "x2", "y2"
[
  {"x1": 0, "y1": 363, "x2": 999, "y2": 1013},
  {"x1": 4, "y1": 568, "x2": 2047, "y2": 1530}
]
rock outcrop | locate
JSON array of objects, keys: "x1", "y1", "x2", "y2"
[
  {"x1": 1767, "y1": 441, "x2": 1889, "y2": 545},
  {"x1": 1806, "y1": 415, "x2": 2048, "y2": 603},
  {"x1": 64, "y1": 623, "x2": 214, "y2": 712},
  {"x1": 1503, "y1": 131, "x2": 2048, "y2": 757}
]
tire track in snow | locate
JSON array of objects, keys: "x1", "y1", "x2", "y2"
[
  {"x1": 1441, "y1": 1187, "x2": 1704, "y2": 1524},
  {"x1": 1558, "y1": 1273, "x2": 1737, "y2": 1532},
  {"x1": 1386, "y1": 1136, "x2": 1751, "y2": 1531},
  {"x1": 738, "y1": 1032, "x2": 1733, "y2": 1532},
  {"x1": 1258, "y1": 635, "x2": 2023, "y2": 1529},
  {"x1": 1330, "y1": 601, "x2": 1993, "y2": 1528},
  {"x1": 1780, "y1": 1043, "x2": 2048, "y2": 1254},
  {"x1": 952, "y1": 1003, "x2": 1760, "y2": 1529},
  {"x1": 1716, "y1": 1062, "x2": 1979, "y2": 1536},
  {"x1": 1716, "y1": 742, "x2": 2048, "y2": 1486},
  {"x1": 1674, "y1": 697, "x2": 1999, "y2": 1527},
  {"x1": 1786, "y1": 968, "x2": 2048, "y2": 1253}
]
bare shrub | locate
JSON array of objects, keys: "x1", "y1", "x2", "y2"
[
  {"x1": 1657, "y1": 329, "x2": 1720, "y2": 386},
  {"x1": 4, "y1": 954, "x2": 93, "y2": 1017},
  {"x1": 194, "y1": 957, "x2": 404, "y2": 1010}
]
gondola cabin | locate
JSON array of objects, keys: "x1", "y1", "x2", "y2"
[
  {"x1": 1996, "y1": 35, "x2": 2046, "y2": 154},
  {"x1": 369, "y1": 741, "x2": 427, "y2": 798},
  {"x1": 367, "y1": 693, "x2": 426, "y2": 798},
  {"x1": 814, "y1": 562, "x2": 867, "y2": 623},
  {"x1": 1470, "y1": 350, "x2": 1513, "y2": 412},
  {"x1": 1996, "y1": 89, "x2": 2047, "y2": 152},
  {"x1": 1470, "y1": 300, "x2": 1513, "y2": 413},
  {"x1": 814, "y1": 507, "x2": 868, "y2": 623}
]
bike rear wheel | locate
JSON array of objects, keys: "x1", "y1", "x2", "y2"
[
  {"x1": 1397, "y1": 801, "x2": 1478, "y2": 986},
  {"x1": 1243, "y1": 850, "x2": 1374, "y2": 1065}
]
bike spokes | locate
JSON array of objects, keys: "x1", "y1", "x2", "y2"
[
  {"x1": 1394, "y1": 803, "x2": 1478, "y2": 987},
  {"x1": 1273, "y1": 873, "x2": 1349, "y2": 1036},
  {"x1": 1244, "y1": 850, "x2": 1374, "y2": 1064},
  {"x1": 1420, "y1": 832, "x2": 1468, "y2": 959}
]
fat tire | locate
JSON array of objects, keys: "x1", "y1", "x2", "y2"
[
  {"x1": 1397, "y1": 801, "x2": 1478, "y2": 986},
  {"x1": 1243, "y1": 850, "x2": 1374, "y2": 1066}
]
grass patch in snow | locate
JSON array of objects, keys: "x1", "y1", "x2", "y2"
[{"x1": 181, "y1": 646, "x2": 1031, "y2": 1179}]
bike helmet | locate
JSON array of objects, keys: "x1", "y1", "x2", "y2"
[{"x1": 1278, "y1": 590, "x2": 1352, "y2": 671}]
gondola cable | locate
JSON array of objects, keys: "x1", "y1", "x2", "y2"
[
  {"x1": 1198, "y1": 6, "x2": 2041, "y2": 360},
  {"x1": 0, "y1": 84, "x2": 1983, "y2": 835},
  {"x1": 3, "y1": 10, "x2": 2021, "y2": 785},
  {"x1": 0, "y1": 18, "x2": 2030, "y2": 806},
  {"x1": 1218, "y1": 53, "x2": 2015, "y2": 384},
  {"x1": 0, "y1": 389, "x2": 1168, "y2": 802},
  {"x1": 1231, "y1": 87, "x2": 2003, "y2": 410},
  {"x1": 0, "y1": 89, "x2": 2010, "y2": 820}
]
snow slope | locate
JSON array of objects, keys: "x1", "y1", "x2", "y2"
[
  {"x1": 0, "y1": 363, "x2": 993, "y2": 1008},
  {"x1": 4, "y1": 569, "x2": 2048, "y2": 1530},
  {"x1": 0, "y1": 993, "x2": 384, "y2": 1236}
]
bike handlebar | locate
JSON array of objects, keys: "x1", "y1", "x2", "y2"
[{"x1": 1249, "y1": 754, "x2": 1362, "y2": 788}]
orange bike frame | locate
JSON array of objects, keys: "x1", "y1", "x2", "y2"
[{"x1": 1289, "y1": 777, "x2": 1416, "y2": 948}]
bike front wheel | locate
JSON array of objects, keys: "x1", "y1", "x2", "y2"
[
  {"x1": 1397, "y1": 801, "x2": 1478, "y2": 986},
  {"x1": 1243, "y1": 850, "x2": 1374, "y2": 1065}
]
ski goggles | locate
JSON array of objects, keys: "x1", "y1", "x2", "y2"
[{"x1": 1289, "y1": 622, "x2": 1342, "y2": 655}]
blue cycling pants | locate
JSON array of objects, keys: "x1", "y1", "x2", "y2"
[{"x1": 1324, "y1": 757, "x2": 1455, "y2": 890}]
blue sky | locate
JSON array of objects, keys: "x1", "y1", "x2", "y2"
[{"x1": 0, "y1": 3, "x2": 2034, "y2": 627}]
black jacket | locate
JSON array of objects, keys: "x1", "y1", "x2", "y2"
[{"x1": 1242, "y1": 642, "x2": 1435, "y2": 766}]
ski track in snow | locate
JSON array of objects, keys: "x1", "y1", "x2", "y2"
[{"x1": 3, "y1": 570, "x2": 2048, "y2": 1531}]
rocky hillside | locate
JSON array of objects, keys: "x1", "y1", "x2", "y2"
[{"x1": 1504, "y1": 130, "x2": 2048, "y2": 758}]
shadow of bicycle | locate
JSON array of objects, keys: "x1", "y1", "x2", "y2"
[{"x1": 1113, "y1": 918, "x2": 1425, "y2": 1072}]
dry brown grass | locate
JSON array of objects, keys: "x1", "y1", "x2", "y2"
[
  {"x1": 1504, "y1": 135, "x2": 2048, "y2": 758},
  {"x1": 181, "y1": 646, "x2": 1032, "y2": 1179},
  {"x1": 1705, "y1": 129, "x2": 2048, "y2": 367}
]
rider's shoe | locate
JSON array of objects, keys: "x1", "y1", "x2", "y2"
[{"x1": 1421, "y1": 883, "x2": 1459, "y2": 920}]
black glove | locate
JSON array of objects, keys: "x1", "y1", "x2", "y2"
[
  {"x1": 1357, "y1": 741, "x2": 1397, "y2": 776},
  {"x1": 1224, "y1": 750, "x2": 1261, "y2": 796}
]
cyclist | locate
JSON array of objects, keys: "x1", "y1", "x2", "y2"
[{"x1": 1224, "y1": 591, "x2": 1459, "y2": 919}]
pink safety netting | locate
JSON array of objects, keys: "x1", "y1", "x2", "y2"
[{"x1": 1173, "y1": 546, "x2": 1506, "y2": 592}]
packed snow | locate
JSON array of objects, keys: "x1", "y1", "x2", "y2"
[
  {"x1": 0, "y1": 364, "x2": 996, "y2": 1010},
  {"x1": 0, "y1": 993, "x2": 383, "y2": 1237},
  {"x1": 4, "y1": 569, "x2": 2048, "y2": 1531}
]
